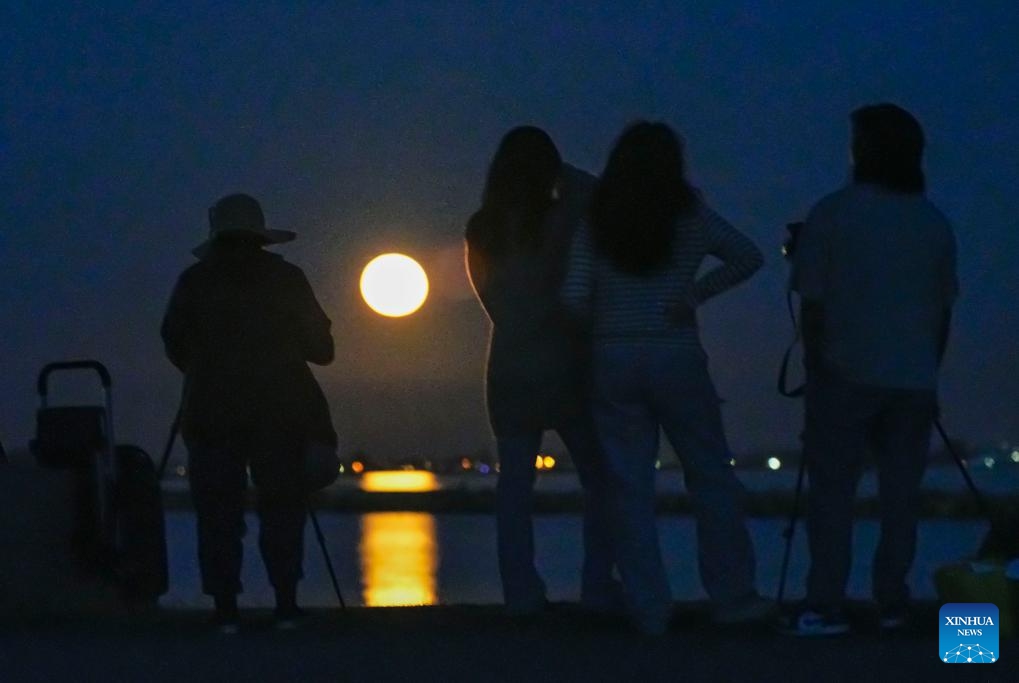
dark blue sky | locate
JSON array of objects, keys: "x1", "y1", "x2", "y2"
[{"x1": 3, "y1": 2, "x2": 1017, "y2": 460}]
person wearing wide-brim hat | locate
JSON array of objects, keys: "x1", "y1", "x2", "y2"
[
  {"x1": 191, "y1": 193, "x2": 296, "y2": 258},
  {"x1": 162, "y1": 193, "x2": 336, "y2": 633}
]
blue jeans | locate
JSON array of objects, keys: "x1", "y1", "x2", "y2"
[
  {"x1": 496, "y1": 420, "x2": 616, "y2": 612},
  {"x1": 591, "y1": 343, "x2": 757, "y2": 629},
  {"x1": 803, "y1": 370, "x2": 936, "y2": 609}
]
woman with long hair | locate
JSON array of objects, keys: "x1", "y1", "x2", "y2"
[
  {"x1": 466, "y1": 126, "x2": 617, "y2": 615},
  {"x1": 563, "y1": 122, "x2": 768, "y2": 634}
]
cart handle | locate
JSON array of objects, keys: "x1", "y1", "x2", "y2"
[
  {"x1": 36, "y1": 360, "x2": 117, "y2": 545},
  {"x1": 37, "y1": 360, "x2": 112, "y2": 397}
]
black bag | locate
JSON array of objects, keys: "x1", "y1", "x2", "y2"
[
  {"x1": 32, "y1": 406, "x2": 108, "y2": 469},
  {"x1": 113, "y1": 445, "x2": 169, "y2": 602},
  {"x1": 303, "y1": 373, "x2": 339, "y2": 492},
  {"x1": 304, "y1": 440, "x2": 340, "y2": 492}
]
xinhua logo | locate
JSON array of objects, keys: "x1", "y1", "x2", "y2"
[{"x1": 939, "y1": 603, "x2": 998, "y2": 664}]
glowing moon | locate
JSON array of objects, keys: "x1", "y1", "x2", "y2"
[{"x1": 360, "y1": 253, "x2": 429, "y2": 317}]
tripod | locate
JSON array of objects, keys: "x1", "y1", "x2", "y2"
[
  {"x1": 775, "y1": 416, "x2": 991, "y2": 607},
  {"x1": 158, "y1": 405, "x2": 347, "y2": 609},
  {"x1": 934, "y1": 419, "x2": 990, "y2": 519}
]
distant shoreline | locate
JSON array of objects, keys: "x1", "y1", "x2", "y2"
[{"x1": 161, "y1": 487, "x2": 1017, "y2": 518}]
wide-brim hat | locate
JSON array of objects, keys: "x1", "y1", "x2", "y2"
[{"x1": 192, "y1": 193, "x2": 296, "y2": 258}]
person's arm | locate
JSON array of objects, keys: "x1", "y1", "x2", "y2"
[
  {"x1": 937, "y1": 309, "x2": 951, "y2": 366},
  {"x1": 687, "y1": 206, "x2": 764, "y2": 306},
  {"x1": 292, "y1": 269, "x2": 334, "y2": 365},
  {"x1": 938, "y1": 225, "x2": 959, "y2": 367},
  {"x1": 560, "y1": 220, "x2": 596, "y2": 320},
  {"x1": 790, "y1": 202, "x2": 829, "y2": 377},
  {"x1": 161, "y1": 274, "x2": 192, "y2": 372}
]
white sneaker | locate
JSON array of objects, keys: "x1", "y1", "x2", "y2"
[{"x1": 780, "y1": 607, "x2": 850, "y2": 637}]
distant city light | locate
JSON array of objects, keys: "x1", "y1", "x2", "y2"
[
  {"x1": 338, "y1": 464, "x2": 345, "y2": 474},
  {"x1": 983, "y1": 457, "x2": 996, "y2": 469},
  {"x1": 654, "y1": 460, "x2": 661, "y2": 470},
  {"x1": 728, "y1": 458, "x2": 736, "y2": 467},
  {"x1": 351, "y1": 460, "x2": 365, "y2": 474},
  {"x1": 479, "y1": 464, "x2": 491, "y2": 474},
  {"x1": 175, "y1": 465, "x2": 187, "y2": 477},
  {"x1": 534, "y1": 454, "x2": 557, "y2": 470},
  {"x1": 460, "y1": 457, "x2": 472, "y2": 471},
  {"x1": 767, "y1": 457, "x2": 782, "y2": 471},
  {"x1": 1011, "y1": 450, "x2": 1019, "y2": 463}
]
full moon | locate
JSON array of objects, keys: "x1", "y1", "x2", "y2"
[{"x1": 360, "y1": 253, "x2": 429, "y2": 317}]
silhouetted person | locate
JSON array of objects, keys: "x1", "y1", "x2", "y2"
[
  {"x1": 162, "y1": 193, "x2": 335, "y2": 633},
  {"x1": 783, "y1": 104, "x2": 957, "y2": 636},
  {"x1": 466, "y1": 126, "x2": 618, "y2": 615},
  {"x1": 563, "y1": 122, "x2": 768, "y2": 635}
]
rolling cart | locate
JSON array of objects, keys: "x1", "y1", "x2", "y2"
[{"x1": 31, "y1": 360, "x2": 168, "y2": 603}]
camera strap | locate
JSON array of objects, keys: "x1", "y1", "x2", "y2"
[{"x1": 778, "y1": 289, "x2": 805, "y2": 398}]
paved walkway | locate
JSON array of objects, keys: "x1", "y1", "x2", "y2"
[{"x1": 2, "y1": 602, "x2": 1016, "y2": 682}]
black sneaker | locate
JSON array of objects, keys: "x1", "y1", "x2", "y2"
[
  {"x1": 213, "y1": 595, "x2": 240, "y2": 635},
  {"x1": 780, "y1": 606, "x2": 850, "y2": 637},
  {"x1": 504, "y1": 596, "x2": 548, "y2": 618},
  {"x1": 580, "y1": 580, "x2": 625, "y2": 615},
  {"x1": 212, "y1": 610, "x2": 240, "y2": 635},
  {"x1": 274, "y1": 606, "x2": 307, "y2": 631},
  {"x1": 878, "y1": 604, "x2": 909, "y2": 631},
  {"x1": 712, "y1": 594, "x2": 776, "y2": 626}
]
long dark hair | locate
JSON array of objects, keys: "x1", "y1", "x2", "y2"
[
  {"x1": 465, "y1": 126, "x2": 562, "y2": 261},
  {"x1": 851, "y1": 103, "x2": 925, "y2": 194},
  {"x1": 590, "y1": 122, "x2": 698, "y2": 274}
]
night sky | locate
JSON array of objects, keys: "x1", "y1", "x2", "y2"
[{"x1": 3, "y1": 2, "x2": 1017, "y2": 463}]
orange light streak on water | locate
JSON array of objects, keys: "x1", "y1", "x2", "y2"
[{"x1": 359, "y1": 512, "x2": 438, "y2": 606}]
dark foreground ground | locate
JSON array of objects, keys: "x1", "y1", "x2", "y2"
[{"x1": 2, "y1": 602, "x2": 1016, "y2": 682}]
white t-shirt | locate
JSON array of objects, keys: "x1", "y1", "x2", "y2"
[{"x1": 791, "y1": 183, "x2": 958, "y2": 390}]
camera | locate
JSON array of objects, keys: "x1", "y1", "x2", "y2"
[{"x1": 782, "y1": 221, "x2": 804, "y2": 261}]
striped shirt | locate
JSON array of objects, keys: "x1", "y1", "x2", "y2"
[{"x1": 561, "y1": 203, "x2": 763, "y2": 346}]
